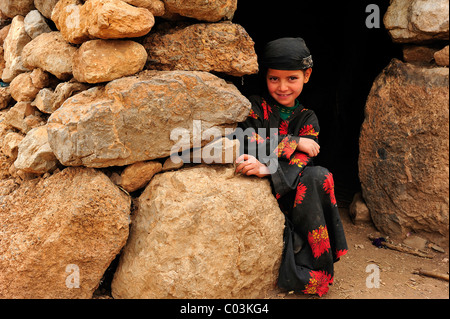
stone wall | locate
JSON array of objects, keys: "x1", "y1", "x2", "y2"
[
  {"x1": 0, "y1": 0, "x2": 285, "y2": 299},
  {"x1": 359, "y1": 0, "x2": 449, "y2": 241}
]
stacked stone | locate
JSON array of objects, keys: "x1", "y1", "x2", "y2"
[
  {"x1": 359, "y1": 0, "x2": 449, "y2": 241},
  {"x1": 0, "y1": 0, "x2": 285, "y2": 299}
]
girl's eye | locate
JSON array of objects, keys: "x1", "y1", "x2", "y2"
[
  {"x1": 289, "y1": 76, "x2": 298, "y2": 81},
  {"x1": 269, "y1": 77, "x2": 278, "y2": 82}
]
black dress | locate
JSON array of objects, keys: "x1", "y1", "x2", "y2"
[{"x1": 237, "y1": 94, "x2": 348, "y2": 296}]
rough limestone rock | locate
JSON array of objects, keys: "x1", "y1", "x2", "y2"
[
  {"x1": 51, "y1": 0, "x2": 89, "y2": 44},
  {"x1": 0, "y1": 0, "x2": 35, "y2": 18},
  {"x1": 21, "y1": 32, "x2": 77, "y2": 80},
  {"x1": 0, "y1": 167, "x2": 131, "y2": 298},
  {"x1": 359, "y1": 59, "x2": 449, "y2": 239},
  {"x1": 0, "y1": 86, "x2": 12, "y2": 110},
  {"x1": 384, "y1": 0, "x2": 449, "y2": 43},
  {"x1": 47, "y1": 70, "x2": 251, "y2": 168},
  {"x1": 33, "y1": 0, "x2": 60, "y2": 19},
  {"x1": 52, "y1": 0, "x2": 155, "y2": 44},
  {"x1": 2, "y1": 101, "x2": 37, "y2": 133},
  {"x1": 111, "y1": 165, "x2": 285, "y2": 299},
  {"x1": 33, "y1": 80, "x2": 90, "y2": 114},
  {"x1": 2, "y1": 131, "x2": 24, "y2": 159},
  {"x1": 1, "y1": 16, "x2": 32, "y2": 82},
  {"x1": 72, "y1": 39, "x2": 147, "y2": 83},
  {"x1": 118, "y1": 160, "x2": 162, "y2": 192},
  {"x1": 14, "y1": 125, "x2": 59, "y2": 174},
  {"x1": 122, "y1": 0, "x2": 165, "y2": 16},
  {"x1": 164, "y1": 0, "x2": 237, "y2": 22},
  {"x1": 9, "y1": 68, "x2": 50, "y2": 102},
  {"x1": 144, "y1": 22, "x2": 258, "y2": 76},
  {"x1": 24, "y1": 9, "x2": 52, "y2": 39},
  {"x1": 434, "y1": 45, "x2": 449, "y2": 67}
]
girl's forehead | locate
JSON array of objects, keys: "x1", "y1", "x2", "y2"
[{"x1": 266, "y1": 69, "x2": 304, "y2": 76}]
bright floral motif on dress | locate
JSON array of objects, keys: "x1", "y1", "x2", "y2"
[
  {"x1": 308, "y1": 225, "x2": 331, "y2": 258},
  {"x1": 279, "y1": 120, "x2": 289, "y2": 135},
  {"x1": 261, "y1": 99, "x2": 272, "y2": 120},
  {"x1": 275, "y1": 137, "x2": 297, "y2": 159},
  {"x1": 298, "y1": 124, "x2": 319, "y2": 137},
  {"x1": 248, "y1": 108, "x2": 258, "y2": 119},
  {"x1": 289, "y1": 152, "x2": 309, "y2": 168},
  {"x1": 323, "y1": 173, "x2": 337, "y2": 206},
  {"x1": 335, "y1": 249, "x2": 348, "y2": 259},
  {"x1": 302, "y1": 270, "x2": 334, "y2": 297},
  {"x1": 294, "y1": 183, "x2": 307, "y2": 207},
  {"x1": 250, "y1": 132, "x2": 265, "y2": 144}
]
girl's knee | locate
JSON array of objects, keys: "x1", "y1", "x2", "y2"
[{"x1": 303, "y1": 166, "x2": 330, "y2": 181}]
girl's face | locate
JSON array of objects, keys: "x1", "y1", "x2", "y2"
[{"x1": 266, "y1": 68, "x2": 312, "y2": 107}]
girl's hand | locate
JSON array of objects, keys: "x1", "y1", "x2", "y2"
[
  {"x1": 297, "y1": 137, "x2": 320, "y2": 157},
  {"x1": 235, "y1": 154, "x2": 270, "y2": 178}
]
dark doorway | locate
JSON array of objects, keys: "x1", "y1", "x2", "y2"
[{"x1": 232, "y1": 0, "x2": 402, "y2": 202}]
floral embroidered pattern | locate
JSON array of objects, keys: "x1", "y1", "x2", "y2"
[
  {"x1": 335, "y1": 249, "x2": 348, "y2": 259},
  {"x1": 275, "y1": 137, "x2": 297, "y2": 159},
  {"x1": 298, "y1": 124, "x2": 319, "y2": 137},
  {"x1": 289, "y1": 152, "x2": 309, "y2": 168},
  {"x1": 302, "y1": 270, "x2": 333, "y2": 297},
  {"x1": 294, "y1": 183, "x2": 307, "y2": 207},
  {"x1": 308, "y1": 225, "x2": 331, "y2": 258},
  {"x1": 248, "y1": 108, "x2": 258, "y2": 119},
  {"x1": 261, "y1": 99, "x2": 272, "y2": 120},
  {"x1": 323, "y1": 173, "x2": 337, "y2": 206},
  {"x1": 279, "y1": 120, "x2": 289, "y2": 135},
  {"x1": 250, "y1": 132, "x2": 264, "y2": 144}
]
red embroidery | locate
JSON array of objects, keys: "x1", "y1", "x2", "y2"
[
  {"x1": 307, "y1": 225, "x2": 331, "y2": 258},
  {"x1": 248, "y1": 108, "x2": 258, "y2": 119},
  {"x1": 261, "y1": 99, "x2": 272, "y2": 120},
  {"x1": 289, "y1": 152, "x2": 309, "y2": 168},
  {"x1": 250, "y1": 132, "x2": 264, "y2": 144},
  {"x1": 279, "y1": 120, "x2": 289, "y2": 135},
  {"x1": 323, "y1": 173, "x2": 337, "y2": 206},
  {"x1": 298, "y1": 124, "x2": 318, "y2": 137},
  {"x1": 302, "y1": 270, "x2": 333, "y2": 297},
  {"x1": 335, "y1": 249, "x2": 348, "y2": 259},
  {"x1": 294, "y1": 183, "x2": 307, "y2": 207},
  {"x1": 275, "y1": 137, "x2": 297, "y2": 158}
]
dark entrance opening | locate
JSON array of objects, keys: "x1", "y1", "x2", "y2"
[{"x1": 232, "y1": 0, "x2": 402, "y2": 202}]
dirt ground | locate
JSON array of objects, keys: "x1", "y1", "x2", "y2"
[{"x1": 269, "y1": 206, "x2": 449, "y2": 300}]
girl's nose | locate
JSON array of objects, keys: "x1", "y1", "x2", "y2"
[{"x1": 279, "y1": 80, "x2": 288, "y2": 91}]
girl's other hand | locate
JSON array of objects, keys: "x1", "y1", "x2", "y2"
[
  {"x1": 235, "y1": 154, "x2": 270, "y2": 178},
  {"x1": 297, "y1": 137, "x2": 320, "y2": 157}
]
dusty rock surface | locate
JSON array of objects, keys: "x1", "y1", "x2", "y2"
[
  {"x1": 144, "y1": 22, "x2": 258, "y2": 76},
  {"x1": 359, "y1": 59, "x2": 449, "y2": 239},
  {"x1": 0, "y1": 167, "x2": 131, "y2": 298},
  {"x1": 111, "y1": 165, "x2": 285, "y2": 299},
  {"x1": 47, "y1": 70, "x2": 251, "y2": 168}
]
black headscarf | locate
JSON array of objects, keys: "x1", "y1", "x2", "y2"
[{"x1": 261, "y1": 37, "x2": 313, "y2": 70}]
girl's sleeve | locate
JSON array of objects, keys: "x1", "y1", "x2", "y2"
[{"x1": 270, "y1": 111, "x2": 321, "y2": 198}]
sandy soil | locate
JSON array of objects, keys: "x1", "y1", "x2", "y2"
[{"x1": 270, "y1": 206, "x2": 449, "y2": 300}]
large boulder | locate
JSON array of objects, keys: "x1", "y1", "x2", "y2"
[
  {"x1": 359, "y1": 59, "x2": 449, "y2": 239},
  {"x1": 21, "y1": 31, "x2": 77, "y2": 80},
  {"x1": 1, "y1": 16, "x2": 32, "y2": 83},
  {"x1": 163, "y1": 0, "x2": 237, "y2": 22},
  {"x1": 144, "y1": 22, "x2": 258, "y2": 76},
  {"x1": 111, "y1": 165, "x2": 285, "y2": 298},
  {"x1": 51, "y1": 0, "x2": 155, "y2": 44},
  {"x1": 0, "y1": 167, "x2": 131, "y2": 298},
  {"x1": 384, "y1": 0, "x2": 449, "y2": 43},
  {"x1": 47, "y1": 70, "x2": 251, "y2": 168},
  {"x1": 72, "y1": 39, "x2": 147, "y2": 83}
]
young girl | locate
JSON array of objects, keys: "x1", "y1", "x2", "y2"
[{"x1": 235, "y1": 37, "x2": 348, "y2": 297}]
